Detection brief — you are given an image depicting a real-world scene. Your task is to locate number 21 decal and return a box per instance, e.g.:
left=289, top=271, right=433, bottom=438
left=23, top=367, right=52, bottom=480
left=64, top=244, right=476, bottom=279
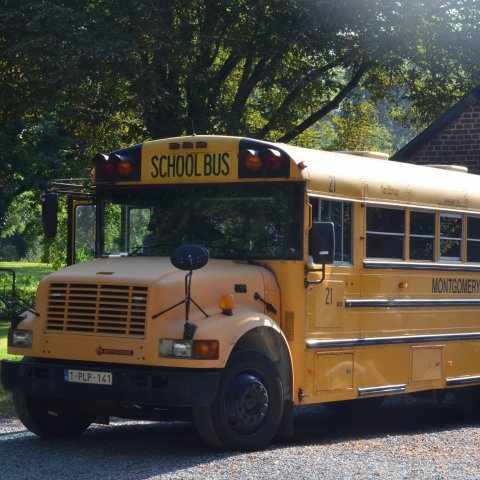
left=325, top=287, right=333, bottom=305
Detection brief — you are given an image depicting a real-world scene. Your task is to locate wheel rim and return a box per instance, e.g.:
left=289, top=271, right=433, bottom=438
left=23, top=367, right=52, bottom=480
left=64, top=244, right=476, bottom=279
left=225, top=373, right=269, bottom=435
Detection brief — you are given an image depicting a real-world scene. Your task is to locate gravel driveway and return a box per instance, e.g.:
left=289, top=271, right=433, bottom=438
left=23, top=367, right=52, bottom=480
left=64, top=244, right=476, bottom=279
left=0, top=397, right=478, bottom=480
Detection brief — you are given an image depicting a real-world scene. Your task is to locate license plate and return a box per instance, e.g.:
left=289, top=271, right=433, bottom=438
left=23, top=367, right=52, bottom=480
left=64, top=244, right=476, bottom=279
left=64, top=369, right=112, bottom=386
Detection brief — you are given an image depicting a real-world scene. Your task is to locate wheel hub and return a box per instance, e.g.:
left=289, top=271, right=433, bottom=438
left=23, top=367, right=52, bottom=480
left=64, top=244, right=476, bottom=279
left=226, top=373, right=269, bottom=434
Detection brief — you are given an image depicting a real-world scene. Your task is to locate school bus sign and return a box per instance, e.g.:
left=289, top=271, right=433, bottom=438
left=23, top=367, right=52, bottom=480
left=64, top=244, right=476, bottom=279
left=146, top=151, right=234, bottom=182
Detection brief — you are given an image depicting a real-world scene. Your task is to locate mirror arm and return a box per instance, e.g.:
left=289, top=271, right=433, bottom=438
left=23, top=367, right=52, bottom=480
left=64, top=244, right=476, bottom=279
left=304, top=263, right=326, bottom=287
left=153, top=245, right=210, bottom=340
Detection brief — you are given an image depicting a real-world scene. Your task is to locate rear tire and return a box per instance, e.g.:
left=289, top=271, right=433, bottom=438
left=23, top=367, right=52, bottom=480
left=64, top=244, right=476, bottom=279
left=13, top=391, right=94, bottom=437
left=455, top=386, right=480, bottom=421
left=193, top=350, right=284, bottom=451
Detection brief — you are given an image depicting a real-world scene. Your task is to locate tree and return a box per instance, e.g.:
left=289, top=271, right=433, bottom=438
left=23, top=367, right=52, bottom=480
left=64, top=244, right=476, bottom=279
left=0, top=115, right=76, bottom=228
left=2, top=1, right=479, bottom=136
left=327, top=99, right=392, bottom=152
left=1, top=0, right=479, bottom=223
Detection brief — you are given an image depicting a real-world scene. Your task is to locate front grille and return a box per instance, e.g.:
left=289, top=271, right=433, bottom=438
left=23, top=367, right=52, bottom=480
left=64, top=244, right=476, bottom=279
left=45, top=282, right=148, bottom=337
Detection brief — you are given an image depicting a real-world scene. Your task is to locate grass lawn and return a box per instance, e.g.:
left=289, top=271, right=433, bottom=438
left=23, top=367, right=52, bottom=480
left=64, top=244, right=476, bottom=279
left=0, top=261, right=54, bottom=280
left=0, top=262, right=54, bottom=416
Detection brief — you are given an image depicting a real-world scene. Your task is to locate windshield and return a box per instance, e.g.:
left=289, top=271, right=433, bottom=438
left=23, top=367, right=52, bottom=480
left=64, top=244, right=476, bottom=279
left=98, top=183, right=303, bottom=260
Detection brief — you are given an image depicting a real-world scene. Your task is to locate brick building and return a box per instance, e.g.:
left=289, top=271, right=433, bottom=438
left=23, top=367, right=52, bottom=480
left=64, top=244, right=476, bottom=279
left=391, top=86, right=480, bottom=173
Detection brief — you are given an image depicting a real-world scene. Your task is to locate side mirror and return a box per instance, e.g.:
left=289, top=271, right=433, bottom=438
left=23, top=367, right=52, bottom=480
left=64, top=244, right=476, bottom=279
left=171, top=244, right=209, bottom=271
left=309, top=222, right=335, bottom=265
left=169, top=244, right=209, bottom=341
left=42, top=192, right=59, bottom=239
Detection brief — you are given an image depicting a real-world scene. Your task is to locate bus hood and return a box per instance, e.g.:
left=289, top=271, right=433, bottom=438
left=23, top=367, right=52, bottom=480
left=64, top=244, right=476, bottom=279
left=40, top=256, right=279, bottom=317
left=44, top=256, right=189, bottom=284
left=42, top=256, right=270, bottom=285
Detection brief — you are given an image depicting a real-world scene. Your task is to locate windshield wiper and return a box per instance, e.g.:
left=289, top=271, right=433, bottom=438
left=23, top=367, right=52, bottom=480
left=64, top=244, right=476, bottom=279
left=128, top=245, right=144, bottom=256
left=128, top=242, right=173, bottom=256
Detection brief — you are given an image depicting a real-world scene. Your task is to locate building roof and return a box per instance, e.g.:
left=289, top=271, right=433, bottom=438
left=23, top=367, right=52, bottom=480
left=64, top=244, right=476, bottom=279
left=391, top=86, right=480, bottom=161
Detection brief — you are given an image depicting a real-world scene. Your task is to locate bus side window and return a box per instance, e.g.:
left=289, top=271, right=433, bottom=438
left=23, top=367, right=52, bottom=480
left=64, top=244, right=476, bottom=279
left=410, top=210, right=435, bottom=261
left=467, top=216, right=480, bottom=262
left=366, top=206, right=405, bottom=259
left=313, top=198, right=352, bottom=264
left=440, top=213, right=462, bottom=261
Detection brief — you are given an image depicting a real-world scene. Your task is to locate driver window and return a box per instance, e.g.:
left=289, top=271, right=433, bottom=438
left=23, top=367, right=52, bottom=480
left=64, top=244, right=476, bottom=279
left=311, top=197, right=353, bottom=264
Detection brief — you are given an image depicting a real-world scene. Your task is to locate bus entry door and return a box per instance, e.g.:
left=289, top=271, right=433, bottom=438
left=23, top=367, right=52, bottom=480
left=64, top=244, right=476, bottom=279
left=68, top=198, right=95, bottom=265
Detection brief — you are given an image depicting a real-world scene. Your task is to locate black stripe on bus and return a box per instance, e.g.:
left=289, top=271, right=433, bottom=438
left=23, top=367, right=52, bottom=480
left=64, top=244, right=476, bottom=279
left=363, top=261, right=480, bottom=272
left=306, top=332, right=480, bottom=349
left=345, top=299, right=480, bottom=308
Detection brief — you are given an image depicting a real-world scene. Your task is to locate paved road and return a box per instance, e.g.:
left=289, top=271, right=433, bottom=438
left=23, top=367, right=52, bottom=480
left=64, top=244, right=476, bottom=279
left=1, top=399, right=479, bottom=479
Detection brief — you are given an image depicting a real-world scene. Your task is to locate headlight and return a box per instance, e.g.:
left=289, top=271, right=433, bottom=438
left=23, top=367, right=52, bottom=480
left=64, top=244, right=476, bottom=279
left=160, top=339, right=192, bottom=358
left=10, top=329, right=33, bottom=348
left=159, top=339, right=219, bottom=359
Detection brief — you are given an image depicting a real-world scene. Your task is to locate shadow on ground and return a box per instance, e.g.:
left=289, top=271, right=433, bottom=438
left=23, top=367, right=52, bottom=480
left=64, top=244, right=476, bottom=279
left=0, top=396, right=476, bottom=479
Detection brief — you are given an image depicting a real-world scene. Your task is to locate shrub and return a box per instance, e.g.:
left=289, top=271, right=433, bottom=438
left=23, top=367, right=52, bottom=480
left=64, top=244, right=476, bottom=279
left=0, top=273, right=36, bottom=324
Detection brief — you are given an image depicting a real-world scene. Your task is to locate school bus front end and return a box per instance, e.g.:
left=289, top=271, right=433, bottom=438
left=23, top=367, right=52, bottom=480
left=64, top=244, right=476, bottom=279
left=1, top=136, right=307, bottom=451
left=4, top=255, right=284, bottom=405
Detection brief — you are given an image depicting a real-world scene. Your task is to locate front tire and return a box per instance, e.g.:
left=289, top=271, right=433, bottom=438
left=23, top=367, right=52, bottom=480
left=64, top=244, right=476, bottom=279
left=193, top=350, right=284, bottom=451
left=13, top=391, right=94, bottom=437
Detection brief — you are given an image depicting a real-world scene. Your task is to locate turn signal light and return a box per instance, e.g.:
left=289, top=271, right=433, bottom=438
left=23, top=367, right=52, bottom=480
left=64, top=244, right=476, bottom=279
left=159, top=339, right=219, bottom=359
left=192, top=340, right=219, bottom=360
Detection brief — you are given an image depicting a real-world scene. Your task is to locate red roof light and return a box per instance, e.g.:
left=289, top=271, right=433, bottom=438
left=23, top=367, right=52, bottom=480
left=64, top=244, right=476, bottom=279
left=262, top=148, right=283, bottom=171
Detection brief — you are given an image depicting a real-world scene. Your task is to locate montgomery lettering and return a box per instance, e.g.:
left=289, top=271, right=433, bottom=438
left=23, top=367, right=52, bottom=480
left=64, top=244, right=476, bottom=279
left=432, top=277, right=480, bottom=294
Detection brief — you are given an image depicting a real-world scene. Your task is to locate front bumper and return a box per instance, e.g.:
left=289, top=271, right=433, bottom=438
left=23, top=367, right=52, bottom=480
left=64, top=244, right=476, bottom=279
left=1, top=358, right=220, bottom=408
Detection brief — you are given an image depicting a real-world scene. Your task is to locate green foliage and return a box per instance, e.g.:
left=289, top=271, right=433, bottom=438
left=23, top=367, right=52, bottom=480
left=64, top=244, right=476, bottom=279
left=328, top=99, right=394, bottom=153
left=74, top=204, right=96, bottom=263
left=1, top=0, right=479, bottom=260
left=0, top=261, right=53, bottom=417
left=2, top=1, right=479, bottom=147
left=103, top=203, right=123, bottom=253
left=0, top=263, right=52, bottom=323
left=0, top=275, right=36, bottom=323
left=1, top=192, right=42, bottom=261
left=0, top=116, right=72, bottom=226
left=47, top=197, right=69, bottom=269
left=1, top=192, right=68, bottom=267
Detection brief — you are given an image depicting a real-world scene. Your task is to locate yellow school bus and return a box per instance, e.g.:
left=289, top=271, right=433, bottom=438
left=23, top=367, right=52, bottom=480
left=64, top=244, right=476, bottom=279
left=2, top=135, right=480, bottom=451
